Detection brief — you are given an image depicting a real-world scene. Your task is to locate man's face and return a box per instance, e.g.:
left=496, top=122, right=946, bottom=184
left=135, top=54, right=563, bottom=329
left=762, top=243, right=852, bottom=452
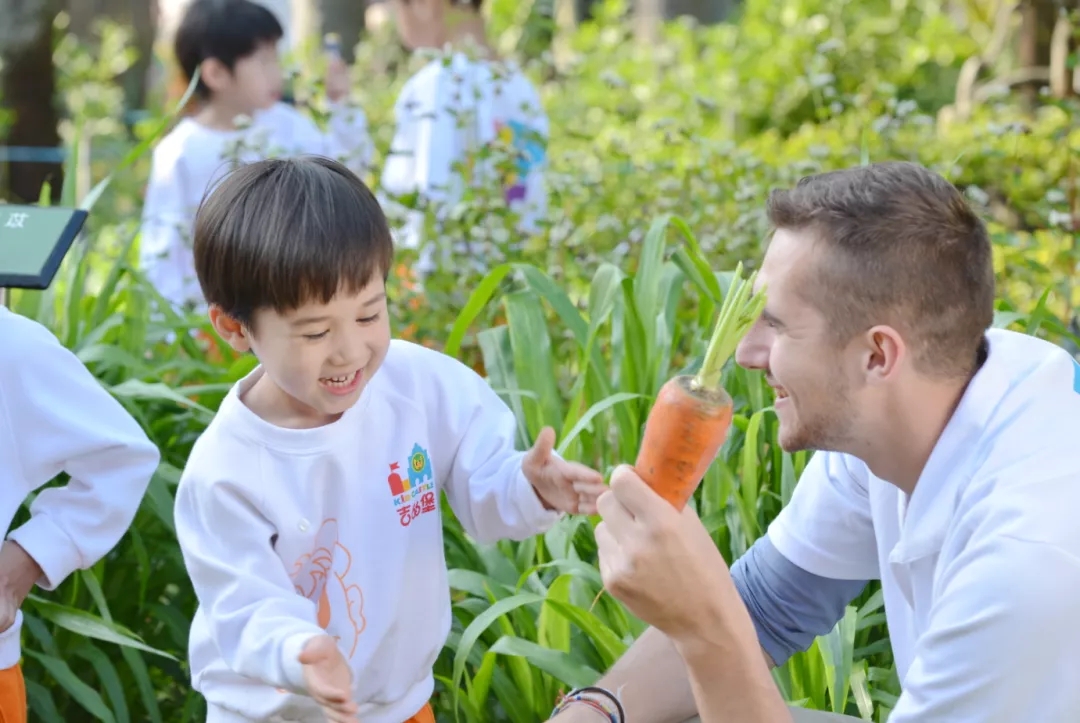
left=734, top=228, right=865, bottom=453
left=226, top=278, right=392, bottom=428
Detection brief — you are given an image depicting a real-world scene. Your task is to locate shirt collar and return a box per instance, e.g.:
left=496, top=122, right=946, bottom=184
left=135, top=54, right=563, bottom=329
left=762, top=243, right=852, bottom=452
left=889, top=334, right=1010, bottom=565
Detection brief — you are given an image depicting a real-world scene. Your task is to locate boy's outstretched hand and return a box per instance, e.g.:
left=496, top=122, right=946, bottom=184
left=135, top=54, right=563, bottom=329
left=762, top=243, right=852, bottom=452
left=523, top=427, right=606, bottom=515
left=298, top=635, right=359, bottom=722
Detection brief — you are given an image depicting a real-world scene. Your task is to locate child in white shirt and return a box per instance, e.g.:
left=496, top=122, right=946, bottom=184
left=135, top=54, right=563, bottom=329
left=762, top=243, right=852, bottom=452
left=140, top=0, right=374, bottom=315
left=0, top=308, right=160, bottom=721
left=379, top=0, right=550, bottom=277
left=173, top=155, right=605, bottom=723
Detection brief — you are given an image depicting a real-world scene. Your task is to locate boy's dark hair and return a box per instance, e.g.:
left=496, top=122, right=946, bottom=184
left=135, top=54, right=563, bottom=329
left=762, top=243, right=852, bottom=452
left=174, top=0, right=284, bottom=99
left=767, top=161, right=995, bottom=380
left=193, top=156, right=395, bottom=328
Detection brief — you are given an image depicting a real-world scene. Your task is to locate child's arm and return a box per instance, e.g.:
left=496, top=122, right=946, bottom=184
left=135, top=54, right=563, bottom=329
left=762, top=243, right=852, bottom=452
left=283, top=101, right=372, bottom=182
left=380, top=79, right=456, bottom=209
left=0, top=315, right=160, bottom=593
left=174, top=473, right=328, bottom=693
left=138, top=147, right=194, bottom=312
left=323, top=100, right=374, bottom=177
left=438, top=360, right=579, bottom=544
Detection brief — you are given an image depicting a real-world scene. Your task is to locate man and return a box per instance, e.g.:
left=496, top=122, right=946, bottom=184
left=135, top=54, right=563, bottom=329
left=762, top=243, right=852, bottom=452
left=550, top=162, right=1080, bottom=722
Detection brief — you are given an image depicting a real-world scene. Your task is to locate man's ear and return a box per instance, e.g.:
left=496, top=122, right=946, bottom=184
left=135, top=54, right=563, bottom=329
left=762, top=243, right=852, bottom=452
left=209, top=306, right=252, bottom=353
left=861, top=324, right=905, bottom=383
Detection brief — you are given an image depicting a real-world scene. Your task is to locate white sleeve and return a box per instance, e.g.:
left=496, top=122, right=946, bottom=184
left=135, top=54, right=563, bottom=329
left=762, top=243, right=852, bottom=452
left=286, top=102, right=372, bottom=178
left=766, top=451, right=879, bottom=580
left=138, top=149, right=194, bottom=312
left=438, top=364, right=562, bottom=545
left=323, top=100, right=373, bottom=176
left=889, top=525, right=1080, bottom=721
left=174, top=470, right=325, bottom=691
left=380, top=78, right=455, bottom=205
left=1, top=320, right=159, bottom=590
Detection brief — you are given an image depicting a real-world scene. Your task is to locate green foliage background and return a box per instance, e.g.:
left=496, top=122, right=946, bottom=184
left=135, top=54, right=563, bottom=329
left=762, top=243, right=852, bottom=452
left=3, top=0, right=1079, bottom=721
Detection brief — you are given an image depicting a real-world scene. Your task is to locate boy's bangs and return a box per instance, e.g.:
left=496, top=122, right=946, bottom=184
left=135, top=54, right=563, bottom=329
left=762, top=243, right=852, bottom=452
left=266, top=188, right=393, bottom=314
left=195, top=156, right=394, bottom=325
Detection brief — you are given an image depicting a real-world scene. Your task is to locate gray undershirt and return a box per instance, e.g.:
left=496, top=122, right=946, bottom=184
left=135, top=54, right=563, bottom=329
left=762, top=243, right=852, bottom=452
left=730, top=534, right=870, bottom=667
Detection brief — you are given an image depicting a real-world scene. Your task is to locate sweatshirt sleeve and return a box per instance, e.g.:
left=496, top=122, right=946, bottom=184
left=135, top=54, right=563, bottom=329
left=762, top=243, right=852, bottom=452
left=438, top=360, right=562, bottom=545
left=173, top=467, right=325, bottom=692
left=323, top=100, right=373, bottom=176
left=286, top=101, right=372, bottom=179
left=1, top=318, right=160, bottom=591
left=138, top=146, right=195, bottom=312
left=380, top=74, right=456, bottom=206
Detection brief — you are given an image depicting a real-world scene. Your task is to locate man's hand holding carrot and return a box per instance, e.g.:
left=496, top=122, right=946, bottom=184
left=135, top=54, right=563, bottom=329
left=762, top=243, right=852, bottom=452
left=594, top=465, right=739, bottom=639
left=523, top=426, right=606, bottom=516
left=594, top=466, right=792, bottom=723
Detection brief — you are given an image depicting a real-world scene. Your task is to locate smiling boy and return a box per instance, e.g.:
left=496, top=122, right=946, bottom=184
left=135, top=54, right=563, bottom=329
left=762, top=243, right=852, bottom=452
left=173, top=155, right=604, bottom=723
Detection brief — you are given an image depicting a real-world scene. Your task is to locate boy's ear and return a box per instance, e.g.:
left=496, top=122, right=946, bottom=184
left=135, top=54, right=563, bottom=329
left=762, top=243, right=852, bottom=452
left=209, top=306, right=253, bottom=353
left=199, top=57, right=232, bottom=94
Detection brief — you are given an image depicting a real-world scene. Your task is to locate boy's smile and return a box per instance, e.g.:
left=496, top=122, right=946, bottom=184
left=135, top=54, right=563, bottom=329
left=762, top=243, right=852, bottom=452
left=320, top=368, right=364, bottom=396
left=210, top=279, right=391, bottom=429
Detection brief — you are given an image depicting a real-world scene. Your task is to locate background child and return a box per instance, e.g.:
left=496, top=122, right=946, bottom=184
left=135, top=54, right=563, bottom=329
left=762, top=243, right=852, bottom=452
left=139, top=0, right=374, bottom=315
left=173, top=155, right=603, bottom=722
left=0, top=308, right=160, bottom=722
left=379, top=0, right=550, bottom=277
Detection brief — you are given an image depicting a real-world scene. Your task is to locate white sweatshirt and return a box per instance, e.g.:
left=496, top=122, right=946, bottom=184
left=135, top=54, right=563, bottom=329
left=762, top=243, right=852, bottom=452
left=768, top=328, right=1080, bottom=721
left=0, top=308, right=160, bottom=668
left=174, top=340, right=562, bottom=722
left=380, top=51, right=549, bottom=275
left=139, top=101, right=373, bottom=313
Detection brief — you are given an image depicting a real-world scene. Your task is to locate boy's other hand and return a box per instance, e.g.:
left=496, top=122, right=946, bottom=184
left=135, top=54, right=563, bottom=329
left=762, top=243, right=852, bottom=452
left=298, top=634, right=359, bottom=722
left=523, top=427, right=606, bottom=515
left=325, top=56, right=350, bottom=103
left=0, top=540, right=42, bottom=633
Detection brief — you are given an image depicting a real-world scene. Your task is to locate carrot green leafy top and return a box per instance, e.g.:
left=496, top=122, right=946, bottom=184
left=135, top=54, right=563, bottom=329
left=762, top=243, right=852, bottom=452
left=694, top=261, right=768, bottom=391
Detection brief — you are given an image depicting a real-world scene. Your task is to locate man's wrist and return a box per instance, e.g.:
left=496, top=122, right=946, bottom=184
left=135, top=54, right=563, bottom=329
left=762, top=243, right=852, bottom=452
left=550, top=686, right=624, bottom=722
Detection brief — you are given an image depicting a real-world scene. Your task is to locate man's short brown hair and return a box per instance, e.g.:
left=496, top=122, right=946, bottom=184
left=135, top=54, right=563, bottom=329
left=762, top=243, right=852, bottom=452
left=767, top=161, right=995, bottom=379
left=193, top=155, right=394, bottom=328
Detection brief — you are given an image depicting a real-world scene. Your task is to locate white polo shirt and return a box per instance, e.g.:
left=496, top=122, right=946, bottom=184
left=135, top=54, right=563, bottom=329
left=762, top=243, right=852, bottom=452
left=767, top=328, right=1080, bottom=721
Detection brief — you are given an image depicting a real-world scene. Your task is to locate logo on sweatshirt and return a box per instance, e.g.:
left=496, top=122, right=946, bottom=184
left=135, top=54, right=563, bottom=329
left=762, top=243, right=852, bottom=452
left=387, top=442, right=437, bottom=527
left=494, top=120, right=546, bottom=204
left=1073, top=358, right=1080, bottom=394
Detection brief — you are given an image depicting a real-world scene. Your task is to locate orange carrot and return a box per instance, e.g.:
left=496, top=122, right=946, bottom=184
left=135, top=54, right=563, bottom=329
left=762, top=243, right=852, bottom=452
left=589, top=263, right=766, bottom=614
left=634, top=262, right=767, bottom=510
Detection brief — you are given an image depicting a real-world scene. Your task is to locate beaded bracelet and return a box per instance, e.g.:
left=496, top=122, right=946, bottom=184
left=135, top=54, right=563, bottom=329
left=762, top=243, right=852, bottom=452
left=549, top=686, right=625, bottom=722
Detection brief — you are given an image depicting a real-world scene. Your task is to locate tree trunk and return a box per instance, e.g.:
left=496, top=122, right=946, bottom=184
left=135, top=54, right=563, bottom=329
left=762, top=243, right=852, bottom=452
left=661, top=0, right=735, bottom=23
left=1, top=0, right=62, bottom=203
left=635, top=0, right=737, bottom=42
left=575, top=0, right=600, bottom=22
left=320, top=0, right=365, bottom=63
left=1017, top=0, right=1057, bottom=104
left=66, top=0, right=157, bottom=112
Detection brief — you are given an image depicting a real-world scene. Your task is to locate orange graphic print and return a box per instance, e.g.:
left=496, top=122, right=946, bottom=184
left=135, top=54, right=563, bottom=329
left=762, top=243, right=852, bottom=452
left=290, top=519, right=366, bottom=658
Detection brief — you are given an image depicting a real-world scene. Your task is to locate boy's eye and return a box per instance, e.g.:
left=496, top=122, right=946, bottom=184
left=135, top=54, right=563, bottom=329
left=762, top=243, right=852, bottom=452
left=303, top=331, right=329, bottom=340
left=358, top=314, right=380, bottom=325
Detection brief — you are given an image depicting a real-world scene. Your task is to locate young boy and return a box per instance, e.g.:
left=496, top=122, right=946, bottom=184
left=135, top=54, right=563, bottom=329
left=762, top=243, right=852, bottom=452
left=140, top=0, right=374, bottom=315
left=0, top=308, right=160, bottom=722
left=379, top=0, right=550, bottom=277
left=173, top=155, right=605, bottom=722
